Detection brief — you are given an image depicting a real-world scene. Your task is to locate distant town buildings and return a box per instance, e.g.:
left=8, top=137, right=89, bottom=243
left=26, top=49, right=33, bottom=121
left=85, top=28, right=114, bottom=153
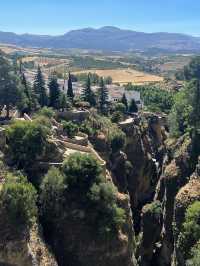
left=25, top=70, right=143, bottom=109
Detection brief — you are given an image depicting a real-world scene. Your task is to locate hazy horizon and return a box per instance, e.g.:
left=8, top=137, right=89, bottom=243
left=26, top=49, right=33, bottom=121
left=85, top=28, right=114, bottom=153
left=1, top=0, right=200, bottom=36
left=0, top=26, right=200, bottom=38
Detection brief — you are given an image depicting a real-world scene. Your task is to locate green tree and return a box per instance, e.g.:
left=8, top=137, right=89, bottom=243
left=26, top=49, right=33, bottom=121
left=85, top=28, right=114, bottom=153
left=129, top=98, right=138, bottom=113
left=81, top=74, right=96, bottom=106
left=33, top=66, right=48, bottom=107
left=48, top=75, right=60, bottom=109
left=67, top=72, right=74, bottom=101
left=115, top=102, right=126, bottom=114
left=59, top=92, right=71, bottom=111
left=109, top=130, right=126, bottom=153
left=177, top=201, right=200, bottom=261
left=62, top=153, right=103, bottom=194
left=111, top=111, right=124, bottom=123
left=40, top=153, right=125, bottom=237
left=6, top=120, right=49, bottom=169
left=40, top=167, right=65, bottom=225
left=121, top=93, right=128, bottom=111
left=0, top=181, right=37, bottom=229
left=0, top=53, right=20, bottom=118
left=99, top=77, right=108, bottom=113
left=183, top=57, right=200, bottom=80
left=62, top=121, right=79, bottom=138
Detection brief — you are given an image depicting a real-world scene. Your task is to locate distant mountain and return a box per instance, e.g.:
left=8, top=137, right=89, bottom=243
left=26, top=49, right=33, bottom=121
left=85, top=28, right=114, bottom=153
left=0, top=26, right=200, bottom=53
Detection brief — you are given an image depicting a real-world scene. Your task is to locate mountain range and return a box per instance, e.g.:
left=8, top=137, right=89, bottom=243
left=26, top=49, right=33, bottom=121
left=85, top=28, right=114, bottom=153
left=0, top=26, right=200, bottom=53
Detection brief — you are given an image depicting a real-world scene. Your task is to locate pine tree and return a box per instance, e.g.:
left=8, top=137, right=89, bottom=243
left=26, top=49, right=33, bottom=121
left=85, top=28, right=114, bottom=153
left=67, top=72, right=74, bottom=101
left=81, top=74, right=96, bottom=106
left=33, top=66, right=48, bottom=107
left=48, top=75, right=60, bottom=109
left=121, top=93, right=128, bottom=111
left=99, top=77, right=108, bottom=113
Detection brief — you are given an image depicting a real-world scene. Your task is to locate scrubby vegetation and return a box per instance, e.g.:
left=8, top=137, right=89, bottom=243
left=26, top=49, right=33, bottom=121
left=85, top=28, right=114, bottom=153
left=177, top=201, right=200, bottom=261
left=6, top=120, right=50, bottom=169
left=62, top=120, right=79, bottom=138
left=0, top=173, right=37, bottom=230
left=126, top=83, right=174, bottom=113
left=40, top=153, right=125, bottom=237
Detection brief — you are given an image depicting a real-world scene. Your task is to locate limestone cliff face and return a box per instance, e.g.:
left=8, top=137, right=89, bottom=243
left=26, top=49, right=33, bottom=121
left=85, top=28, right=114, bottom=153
left=137, top=201, right=162, bottom=266
left=154, top=134, right=192, bottom=266
left=112, top=115, right=166, bottom=234
left=0, top=223, right=58, bottom=266
left=43, top=191, right=137, bottom=266
left=172, top=169, right=200, bottom=266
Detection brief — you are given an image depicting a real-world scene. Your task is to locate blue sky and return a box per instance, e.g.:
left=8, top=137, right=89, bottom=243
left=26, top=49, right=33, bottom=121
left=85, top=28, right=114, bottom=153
left=1, top=0, right=200, bottom=36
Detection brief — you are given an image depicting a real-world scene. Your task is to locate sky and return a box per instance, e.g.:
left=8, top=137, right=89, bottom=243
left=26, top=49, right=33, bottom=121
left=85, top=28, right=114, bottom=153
left=1, top=0, right=200, bottom=36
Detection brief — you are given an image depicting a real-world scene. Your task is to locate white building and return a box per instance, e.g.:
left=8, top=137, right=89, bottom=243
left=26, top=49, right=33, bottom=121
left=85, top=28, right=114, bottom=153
left=106, top=85, right=143, bottom=109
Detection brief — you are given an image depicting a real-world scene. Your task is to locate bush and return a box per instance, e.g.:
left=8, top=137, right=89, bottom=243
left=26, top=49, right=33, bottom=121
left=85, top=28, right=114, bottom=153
left=40, top=153, right=126, bottom=238
left=0, top=180, right=37, bottom=228
left=37, top=107, right=55, bottom=119
left=62, top=153, right=103, bottom=194
left=114, top=103, right=126, bottom=113
left=186, top=241, right=200, bottom=266
left=109, top=130, right=126, bottom=153
left=6, top=120, right=49, bottom=169
left=88, top=182, right=126, bottom=235
left=62, top=120, right=79, bottom=138
left=177, top=201, right=200, bottom=260
left=111, top=111, right=124, bottom=123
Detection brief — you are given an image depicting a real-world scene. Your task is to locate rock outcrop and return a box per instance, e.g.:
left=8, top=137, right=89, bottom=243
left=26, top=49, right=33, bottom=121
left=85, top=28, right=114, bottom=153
left=172, top=166, right=200, bottom=266
left=0, top=223, right=58, bottom=266
left=43, top=191, right=137, bottom=266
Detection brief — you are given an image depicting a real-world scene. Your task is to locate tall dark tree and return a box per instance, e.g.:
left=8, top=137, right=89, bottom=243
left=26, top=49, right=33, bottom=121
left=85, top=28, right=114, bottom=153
left=99, top=77, right=108, bottom=113
left=121, top=93, right=128, bottom=111
left=0, top=53, right=20, bottom=117
left=67, top=72, right=74, bottom=101
left=21, top=73, right=30, bottom=99
left=48, top=75, right=60, bottom=109
left=81, top=74, right=96, bottom=106
left=33, top=66, right=48, bottom=107
left=129, top=98, right=138, bottom=113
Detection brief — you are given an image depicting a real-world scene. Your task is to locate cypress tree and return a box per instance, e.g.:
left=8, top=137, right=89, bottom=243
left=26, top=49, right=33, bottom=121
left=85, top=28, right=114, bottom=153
left=67, top=72, right=74, bottom=101
left=33, top=66, right=48, bottom=107
left=20, top=73, right=33, bottom=113
left=21, top=73, right=30, bottom=99
left=129, top=99, right=138, bottom=113
left=48, top=75, right=60, bottom=109
left=121, top=93, right=128, bottom=111
left=99, top=77, right=108, bottom=113
left=82, top=74, right=96, bottom=106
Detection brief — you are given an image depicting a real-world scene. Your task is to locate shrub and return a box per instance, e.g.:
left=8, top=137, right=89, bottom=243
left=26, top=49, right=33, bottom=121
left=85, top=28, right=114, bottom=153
left=88, top=182, right=126, bottom=235
left=34, top=115, right=52, bottom=129
left=114, top=103, right=126, bottom=113
left=37, top=107, right=55, bottom=119
left=186, top=241, right=200, bottom=266
left=62, top=120, right=79, bottom=138
left=6, top=120, right=49, bottom=169
left=40, top=153, right=126, bottom=238
left=177, top=201, right=200, bottom=260
left=62, top=153, right=103, bottom=194
left=0, top=181, right=37, bottom=228
left=109, top=130, right=126, bottom=153
left=111, top=111, right=123, bottom=123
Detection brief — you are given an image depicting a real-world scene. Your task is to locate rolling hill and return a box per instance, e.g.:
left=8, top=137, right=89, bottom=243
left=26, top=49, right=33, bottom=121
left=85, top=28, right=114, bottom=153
left=0, top=26, right=200, bottom=53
